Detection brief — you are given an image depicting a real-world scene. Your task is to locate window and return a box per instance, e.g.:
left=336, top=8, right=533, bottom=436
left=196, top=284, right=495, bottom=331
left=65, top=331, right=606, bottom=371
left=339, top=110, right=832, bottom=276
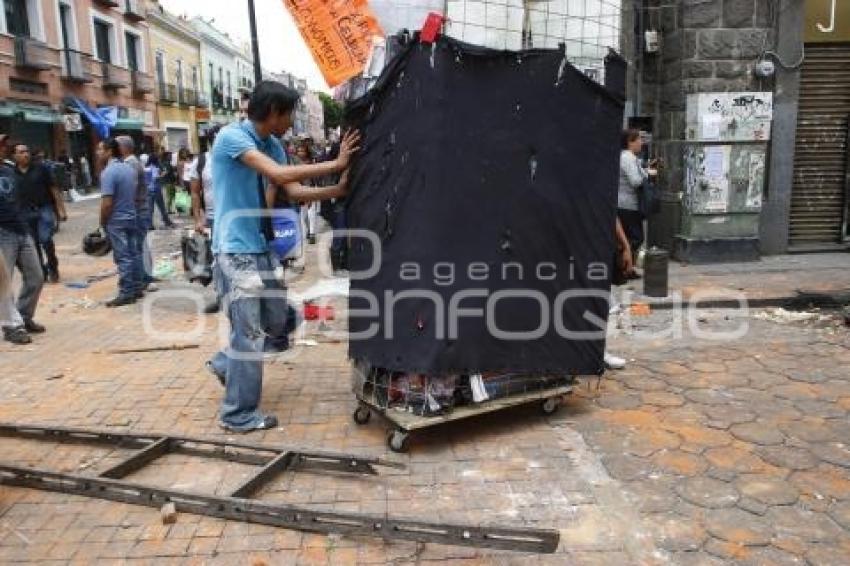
left=94, top=20, right=111, bottom=63
left=58, top=3, right=73, bottom=48
left=155, top=51, right=165, bottom=84
left=5, top=0, right=30, bottom=36
left=125, top=32, right=139, bottom=71
left=175, top=59, right=183, bottom=89
left=191, top=66, right=199, bottom=94
left=226, top=70, right=232, bottom=100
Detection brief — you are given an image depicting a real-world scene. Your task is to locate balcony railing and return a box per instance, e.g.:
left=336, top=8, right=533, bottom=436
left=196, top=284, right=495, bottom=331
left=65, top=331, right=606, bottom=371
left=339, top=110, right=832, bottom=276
left=124, top=0, right=145, bottom=21
left=180, top=89, right=197, bottom=107
left=60, top=49, right=94, bottom=83
left=158, top=82, right=178, bottom=103
left=101, top=63, right=130, bottom=89
left=132, top=71, right=154, bottom=95
left=94, top=0, right=120, bottom=7
left=14, top=37, right=54, bottom=71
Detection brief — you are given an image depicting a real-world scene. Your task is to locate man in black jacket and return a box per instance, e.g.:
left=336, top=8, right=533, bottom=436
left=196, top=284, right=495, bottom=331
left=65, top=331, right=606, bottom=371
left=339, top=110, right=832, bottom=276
left=12, top=144, right=67, bottom=283
left=0, top=136, right=45, bottom=344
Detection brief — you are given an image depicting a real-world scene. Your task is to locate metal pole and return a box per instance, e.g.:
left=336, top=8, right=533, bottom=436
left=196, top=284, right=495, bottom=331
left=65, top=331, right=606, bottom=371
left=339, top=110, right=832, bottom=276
left=248, top=0, right=262, bottom=84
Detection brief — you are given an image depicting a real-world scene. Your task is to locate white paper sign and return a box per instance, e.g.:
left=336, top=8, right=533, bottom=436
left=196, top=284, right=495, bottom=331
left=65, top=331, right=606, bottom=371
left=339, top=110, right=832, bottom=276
left=702, top=115, right=721, bottom=140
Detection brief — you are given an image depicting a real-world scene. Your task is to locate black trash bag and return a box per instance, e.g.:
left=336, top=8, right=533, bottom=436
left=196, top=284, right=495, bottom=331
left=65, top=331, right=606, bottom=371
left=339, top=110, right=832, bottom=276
left=83, top=229, right=111, bottom=257
left=181, top=232, right=213, bottom=287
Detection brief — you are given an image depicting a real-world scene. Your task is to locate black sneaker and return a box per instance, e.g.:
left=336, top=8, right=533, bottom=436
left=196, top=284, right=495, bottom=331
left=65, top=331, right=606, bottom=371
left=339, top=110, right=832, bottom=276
left=204, top=301, right=221, bottom=314
left=3, top=327, right=32, bottom=345
left=23, top=320, right=46, bottom=334
left=105, top=296, right=137, bottom=308
left=48, top=270, right=60, bottom=284
left=219, top=415, right=279, bottom=434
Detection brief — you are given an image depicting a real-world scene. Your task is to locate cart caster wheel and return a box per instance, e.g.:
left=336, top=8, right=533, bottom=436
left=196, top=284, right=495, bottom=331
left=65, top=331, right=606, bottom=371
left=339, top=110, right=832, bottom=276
left=352, top=406, right=371, bottom=425
left=388, top=430, right=410, bottom=453
left=541, top=397, right=561, bottom=415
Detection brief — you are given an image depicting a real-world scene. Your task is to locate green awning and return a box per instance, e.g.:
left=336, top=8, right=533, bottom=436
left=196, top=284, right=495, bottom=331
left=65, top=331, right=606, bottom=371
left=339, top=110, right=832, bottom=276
left=114, top=119, right=144, bottom=131
left=0, top=102, right=61, bottom=123
left=25, top=110, right=62, bottom=124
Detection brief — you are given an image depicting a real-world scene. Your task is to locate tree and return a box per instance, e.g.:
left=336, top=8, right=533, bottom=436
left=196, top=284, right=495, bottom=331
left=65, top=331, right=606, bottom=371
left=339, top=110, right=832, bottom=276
left=319, top=92, right=344, bottom=133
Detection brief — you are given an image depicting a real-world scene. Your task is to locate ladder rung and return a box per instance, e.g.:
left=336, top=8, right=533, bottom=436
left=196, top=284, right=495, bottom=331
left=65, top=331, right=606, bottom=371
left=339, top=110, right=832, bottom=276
left=230, top=452, right=294, bottom=499
left=99, top=437, right=171, bottom=479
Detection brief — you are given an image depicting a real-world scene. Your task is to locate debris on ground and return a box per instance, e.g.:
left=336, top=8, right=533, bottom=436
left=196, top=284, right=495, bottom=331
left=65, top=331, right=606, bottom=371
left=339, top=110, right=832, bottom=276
left=101, top=344, right=200, bottom=355
left=161, top=502, right=177, bottom=524
left=753, top=307, right=847, bottom=331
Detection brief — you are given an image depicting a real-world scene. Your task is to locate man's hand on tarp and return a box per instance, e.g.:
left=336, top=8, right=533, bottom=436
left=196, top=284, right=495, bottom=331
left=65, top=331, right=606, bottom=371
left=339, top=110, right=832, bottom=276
left=336, top=130, right=362, bottom=171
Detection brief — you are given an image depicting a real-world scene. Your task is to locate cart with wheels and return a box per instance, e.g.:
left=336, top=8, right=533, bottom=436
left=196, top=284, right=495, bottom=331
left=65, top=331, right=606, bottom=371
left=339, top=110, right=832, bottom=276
left=351, top=361, right=578, bottom=453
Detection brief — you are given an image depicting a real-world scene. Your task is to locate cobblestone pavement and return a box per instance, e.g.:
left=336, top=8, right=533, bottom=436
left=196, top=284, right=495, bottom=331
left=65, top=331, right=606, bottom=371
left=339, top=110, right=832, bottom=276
left=0, top=201, right=848, bottom=564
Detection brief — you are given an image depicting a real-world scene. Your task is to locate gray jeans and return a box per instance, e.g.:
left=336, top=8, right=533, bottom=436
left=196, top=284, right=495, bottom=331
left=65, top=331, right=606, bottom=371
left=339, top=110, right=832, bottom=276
left=0, top=227, right=44, bottom=328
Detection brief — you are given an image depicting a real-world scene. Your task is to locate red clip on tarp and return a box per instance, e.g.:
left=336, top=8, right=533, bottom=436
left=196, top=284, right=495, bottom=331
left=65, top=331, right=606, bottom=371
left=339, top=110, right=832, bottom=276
left=421, top=12, right=446, bottom=44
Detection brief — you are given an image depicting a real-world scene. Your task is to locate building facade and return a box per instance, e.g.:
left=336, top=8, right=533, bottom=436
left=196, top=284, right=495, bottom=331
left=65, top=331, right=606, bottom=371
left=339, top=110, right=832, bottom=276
left=624, top=0, right=848, bottom=260
left=146, top=0, right=201, bottom=153
left=0, top=0, right=155, bottom=161
left=191, top=17, right=245, bottom=134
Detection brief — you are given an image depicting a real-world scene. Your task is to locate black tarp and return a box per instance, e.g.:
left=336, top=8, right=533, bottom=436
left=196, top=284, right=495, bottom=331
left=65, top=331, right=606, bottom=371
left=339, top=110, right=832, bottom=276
left=345, top=35, right=624, bottom=375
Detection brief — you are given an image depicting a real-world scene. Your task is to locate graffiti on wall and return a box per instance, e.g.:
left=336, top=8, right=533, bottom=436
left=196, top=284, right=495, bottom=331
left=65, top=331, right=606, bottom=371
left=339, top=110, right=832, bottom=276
left=687, top=92, right=774, bottom=142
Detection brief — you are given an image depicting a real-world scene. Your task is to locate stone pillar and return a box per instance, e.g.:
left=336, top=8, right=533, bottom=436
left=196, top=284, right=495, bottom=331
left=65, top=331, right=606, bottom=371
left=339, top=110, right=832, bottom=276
left=636, top=0, right=798, bottom=261
left=758, top=0, right=804, bottom=255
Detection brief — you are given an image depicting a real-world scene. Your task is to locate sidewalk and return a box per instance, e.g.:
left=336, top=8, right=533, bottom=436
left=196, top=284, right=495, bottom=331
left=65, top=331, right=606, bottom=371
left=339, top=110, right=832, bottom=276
left=623, top=253, right=850, bottom=308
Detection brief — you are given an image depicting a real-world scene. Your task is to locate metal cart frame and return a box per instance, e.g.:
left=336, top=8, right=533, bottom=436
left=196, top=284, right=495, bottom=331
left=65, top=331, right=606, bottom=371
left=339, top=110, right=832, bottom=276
left=351, top=363, right=577, bottom=452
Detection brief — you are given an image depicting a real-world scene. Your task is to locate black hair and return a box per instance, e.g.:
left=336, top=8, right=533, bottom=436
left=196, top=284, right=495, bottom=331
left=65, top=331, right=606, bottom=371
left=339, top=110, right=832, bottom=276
left=148, top=154, right=160, bottom=168
left=622, top=128, right=641, bottom=150
left=101, top=137, right=121, bottom=157
left=248, top=80, right=300, bottom=121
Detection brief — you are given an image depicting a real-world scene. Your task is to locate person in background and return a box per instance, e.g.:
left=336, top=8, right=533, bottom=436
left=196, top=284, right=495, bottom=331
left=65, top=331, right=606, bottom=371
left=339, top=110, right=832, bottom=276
left=189, top=126, right=221, bottom=314
left=0, top=135, right=45, bottom=344
left=12, top=144, right=66, bottom=283
left=145, top=154, right=174, bottom=229
left=174, top=148, right=191, bottom=214
left=206, top=80, right=359, bottom=433
left=604, top=218, right=635, bottom=371
left=117, top=136, right=154, bottom=294
left=98, top=139, right=142, bottom=307
left=295, top=142, right=319, bottom=244
left=239, top=92, right=251, bottom=122
left=161, top=150, right=177, bottom=214
left=618, top=129, right=657, bottom=277
left=79, top=154, right=92, bottom=187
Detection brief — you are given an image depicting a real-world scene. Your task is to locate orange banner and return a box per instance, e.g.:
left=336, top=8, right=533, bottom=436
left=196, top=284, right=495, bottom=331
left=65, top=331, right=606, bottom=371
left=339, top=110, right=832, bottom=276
left=282, top=0, right=384, bottom=88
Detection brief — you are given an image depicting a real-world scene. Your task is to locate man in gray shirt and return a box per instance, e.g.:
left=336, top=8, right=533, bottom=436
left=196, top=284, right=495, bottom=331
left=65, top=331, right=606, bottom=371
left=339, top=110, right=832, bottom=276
left=117, top=136, right=154, bottom=293
left=99, top=138, right=142, bottom=307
